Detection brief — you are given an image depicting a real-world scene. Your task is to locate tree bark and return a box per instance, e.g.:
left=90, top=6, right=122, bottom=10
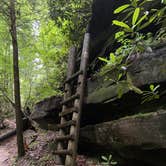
left=9, top=0, right=25, bottom=157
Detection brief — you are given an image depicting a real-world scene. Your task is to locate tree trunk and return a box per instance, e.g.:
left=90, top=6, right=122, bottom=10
left=9, top=0, right=25, bottom=157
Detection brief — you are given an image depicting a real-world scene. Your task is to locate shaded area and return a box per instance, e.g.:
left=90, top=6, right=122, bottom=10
left=88, top=0, right=163, bottom=68
left=80, top=110, right=166, bottom=166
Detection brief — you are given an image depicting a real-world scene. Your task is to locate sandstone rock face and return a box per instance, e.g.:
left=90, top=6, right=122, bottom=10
left=80, top=110, right=166, bottom=166
left=34, top=96, right=62, bottom=113
left=31, top=45, right=166, bottom=129
left=128, top=45, right=166, bottom=87
left=87, top=45, right=166, bottom=104
left=30, top=96, right=61, bottom=129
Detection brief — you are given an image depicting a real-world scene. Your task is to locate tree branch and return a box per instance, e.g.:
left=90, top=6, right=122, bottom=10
left=0, top=88, right=16, bottom=109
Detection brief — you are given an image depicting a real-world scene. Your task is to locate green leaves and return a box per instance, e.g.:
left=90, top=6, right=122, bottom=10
left=135, top=13, right=148, bottom=27
left=101, top=156, right=108, bottom=161
left=112, top=0, right=165, bottom=33
left=0, top=0, right=72, bottom=105
left=98, top=57, right=109, bottom=63
left=101, top=154, right=117, bottom=166
left=141, top=84, right=160, bottom=104
left=113, top=6, right=148, bottom=31
left=150, top=84, right=160, bottom=92
left=132, top=7, right=140, bottom=26
left=99, top=53, right=123, bottom=67
left=139, top=14, right=157, bottom=30
left=99, top=53, right=116, bottom=65
left=48, top=0, right=92, bottom=42
left=150, top=84, right=155, bottom=91
left=161, top=0, right=166, bottom=4
left=114, top=4, right=130, bottom=14
left=109, top=53, right=116, bottom=64
left=112, top=20, right=132, bottom=32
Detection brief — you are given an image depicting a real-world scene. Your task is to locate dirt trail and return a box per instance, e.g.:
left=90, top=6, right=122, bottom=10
left=0, top=119, right=17, bottom=166
left=0, top=122, right=99, bottom=166
left=0, top=129, right=60, bottom=166
left=0, top=148, right=10, bottom=166
left=0, top=136, right=17, bottom=166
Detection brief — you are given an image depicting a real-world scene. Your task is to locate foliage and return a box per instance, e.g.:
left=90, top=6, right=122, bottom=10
left=112, top=0, right=166, bottom=58
left=0, top=0, right=72, bottom=108
left=99, top=0, right=165, bottom=75
left=99, top=0, right=166, bottom=99
left=101, top=154, right=117, bottom=166
left=113, top=0, right=166, bottom=33
left=141, top=84, right=160, bottom=104
left=32, top=20, right=69, bottom=102
left=0, top=96, right=14, bottom=120
left=0, top=5, right=14, bottom=118
left=98, top=56, right=143, bottom=99
left=48, top=0, right=92, bottom=43
left=99, top=53, right=125, bottom=77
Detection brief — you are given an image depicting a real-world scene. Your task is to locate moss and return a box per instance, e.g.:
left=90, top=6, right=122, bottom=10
left=87, top=81, right=129, bottom=104
left=120, top=110, right=165, bottom=121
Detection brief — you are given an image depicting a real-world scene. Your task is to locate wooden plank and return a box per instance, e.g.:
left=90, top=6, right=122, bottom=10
left=59, top=107, right=78, bottom=117
left=64, top=70, right=83, bottom=83
left=57, top=120, right=76, bottom=129
left=56, top=31, right=91, bottom=166
left=55, top=135, right=75, bottom=141
left=61, top=94, right=80, bottom=105
left=65, top=32, right=91, bottom=166
left=53, top=150, right=73, bottom=155
left=56, top=47, right=77, bottom=164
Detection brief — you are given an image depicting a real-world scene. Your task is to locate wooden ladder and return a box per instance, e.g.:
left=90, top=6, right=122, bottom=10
left=54, top=32, right=90, bottom=166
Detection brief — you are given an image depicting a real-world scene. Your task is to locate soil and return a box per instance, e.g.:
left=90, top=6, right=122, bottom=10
left=0, top=119, right=17, bottom=166
left=0, top=135, right=17, bottom=166
left=0, top=119, right=100, bottom=166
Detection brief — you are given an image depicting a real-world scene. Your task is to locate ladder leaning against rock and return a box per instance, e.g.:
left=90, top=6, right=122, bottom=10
left=54, top=29, right=90, bottom=166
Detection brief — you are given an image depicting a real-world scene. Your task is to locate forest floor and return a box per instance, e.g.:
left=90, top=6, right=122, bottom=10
left=0, top=119, right=99, bottom=166
left=0, top=119, right=17, bottom=166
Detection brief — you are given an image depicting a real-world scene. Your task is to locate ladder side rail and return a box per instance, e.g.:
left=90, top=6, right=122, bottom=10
left=57, top=46, right=77, bottom=164
left=65, top=33, right=91, bottom=166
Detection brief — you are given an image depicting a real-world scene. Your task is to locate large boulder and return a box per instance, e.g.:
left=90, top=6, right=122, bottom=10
left=87, top=44, right=166, bottom=104
left=79, top=109, right=166, bottom=166
left=31, top=96, right=61, bottom=129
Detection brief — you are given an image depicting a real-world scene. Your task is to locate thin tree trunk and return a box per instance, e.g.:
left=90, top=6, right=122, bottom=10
left=9, top=0, right=25, bottom=157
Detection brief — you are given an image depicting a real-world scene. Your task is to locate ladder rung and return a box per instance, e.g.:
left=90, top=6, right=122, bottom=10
left=57, top=120, right=76, bottom=129
left=61, top=94, right=80, bottom=105
left=59, top=107, right=78, bottom=117
left=65, top=70, right=83, bottom=83
left=53, top=149, right=73, bottom=155
left=56, top=135, right=74, bottom=141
